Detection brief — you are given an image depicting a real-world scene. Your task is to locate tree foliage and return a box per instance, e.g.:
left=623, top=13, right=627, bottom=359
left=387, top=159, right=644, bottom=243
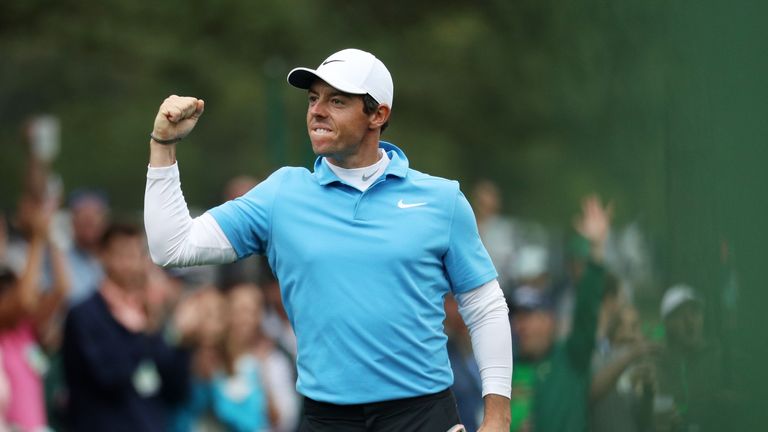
left=1, top=0, right=667, bottom=222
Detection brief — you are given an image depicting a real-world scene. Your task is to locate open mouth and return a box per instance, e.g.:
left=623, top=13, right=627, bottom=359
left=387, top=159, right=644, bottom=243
left=311, top=127, right=333, bottom=135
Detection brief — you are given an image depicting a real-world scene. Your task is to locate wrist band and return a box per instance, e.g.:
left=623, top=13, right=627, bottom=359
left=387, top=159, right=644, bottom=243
left=149, top=133, right=182, bottom=145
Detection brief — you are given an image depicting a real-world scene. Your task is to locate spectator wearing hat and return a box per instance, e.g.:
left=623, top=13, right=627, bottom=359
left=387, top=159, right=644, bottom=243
left=509, top=195, right=611, bottom=432
left=653, top=284, right=731, bottom=432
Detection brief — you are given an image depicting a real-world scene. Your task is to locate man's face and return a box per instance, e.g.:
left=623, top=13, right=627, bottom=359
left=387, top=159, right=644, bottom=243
left=513, top=309, right=556, bottom=360
left=472, top=182, right=501, bottom=218
left=72, top=198, right=108, bottom=249
left=227, top=284, right=263, bottom=343
left=306, top=80, right=372, bottom=165
left=101, top=234, right=147, bottom=289
left=665, top=302, right=704, bottom=350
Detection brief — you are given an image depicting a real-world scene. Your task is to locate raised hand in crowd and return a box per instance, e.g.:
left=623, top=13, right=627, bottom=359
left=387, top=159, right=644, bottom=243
left=0, top=197, right=69, bottom=335
left=573, top=194, right=613, bottom=263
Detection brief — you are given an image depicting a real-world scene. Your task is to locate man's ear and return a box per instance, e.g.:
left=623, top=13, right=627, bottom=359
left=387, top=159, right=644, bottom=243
left=369, top=105, right=391, bottom=130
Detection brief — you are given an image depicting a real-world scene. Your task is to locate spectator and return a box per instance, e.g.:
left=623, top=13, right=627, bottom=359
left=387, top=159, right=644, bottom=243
left=260, top=273, right=297, bottom=360
left=191, top=282, right=271, bottom=432
left=590, top=305, right=657, bottom=432
left=444, top=293, right=483, bottom=431
left=472, top=179, right=517, bottom=293
left=173, top=283, right=299, bottom=432
left=62, top=223, right=199, bottom=432
left=509, top=195, right=611, bottom=432
left=65, top=189, right=109, bottom=306
left=654, top=284, right=730, bottom=432
left=510, top=245, right=550, bottom=291
left=553, top=235, right=592, bottom=340
left=216, top=175, right=265, bottom=289
left=0, top=199, right=69, bottom=431
left=593, top=274, right=624, bottom=355
left=217, top=283, right=298, bottom=432
left=170, top=287, right=228, bottom=432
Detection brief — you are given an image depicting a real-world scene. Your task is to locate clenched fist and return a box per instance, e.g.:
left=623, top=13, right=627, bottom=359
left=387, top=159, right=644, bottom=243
left=152, top=95, right=205, bottom=142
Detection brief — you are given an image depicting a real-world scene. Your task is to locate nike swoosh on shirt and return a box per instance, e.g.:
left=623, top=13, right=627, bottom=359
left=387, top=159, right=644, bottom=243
left=397, top=199, right=427, bottom=209
left=322, top=59, right=345, bottom=66
left=361, top=169, right=378, bottom=182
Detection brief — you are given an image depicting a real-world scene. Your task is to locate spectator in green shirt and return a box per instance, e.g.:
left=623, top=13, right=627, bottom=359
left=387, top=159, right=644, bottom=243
left=654, top=284, right=734, bottom=432
left=509, top=195, right=610, bottom=432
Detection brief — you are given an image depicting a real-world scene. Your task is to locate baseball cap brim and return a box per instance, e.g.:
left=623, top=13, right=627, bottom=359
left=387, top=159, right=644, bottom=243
left=287, top=67, right=368, bottom=96
left=660, top=285, right=702, bottom=319
left=510, top=286, right=554, bottom=313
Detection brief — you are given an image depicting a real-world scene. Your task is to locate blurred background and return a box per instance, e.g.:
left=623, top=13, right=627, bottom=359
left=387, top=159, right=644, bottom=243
left=1, top=0, right=766, bottom=431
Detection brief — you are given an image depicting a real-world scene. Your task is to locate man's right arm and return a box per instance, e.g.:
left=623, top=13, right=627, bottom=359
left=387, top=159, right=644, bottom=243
left=144, top=96, right=237, bottom=267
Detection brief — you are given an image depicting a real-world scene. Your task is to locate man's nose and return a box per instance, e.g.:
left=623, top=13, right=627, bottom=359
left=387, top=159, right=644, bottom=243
left=309, top=101, right=328, bottom=117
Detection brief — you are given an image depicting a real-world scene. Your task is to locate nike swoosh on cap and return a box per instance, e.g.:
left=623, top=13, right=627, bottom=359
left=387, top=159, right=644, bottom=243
left=322, top=59, right=345, bottom=66
left=397, top=199, right=427, bottom=209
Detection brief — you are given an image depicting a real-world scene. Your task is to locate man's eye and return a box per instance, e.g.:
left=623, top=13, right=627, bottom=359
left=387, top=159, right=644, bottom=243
left=331, top=98, right=344, bottom=105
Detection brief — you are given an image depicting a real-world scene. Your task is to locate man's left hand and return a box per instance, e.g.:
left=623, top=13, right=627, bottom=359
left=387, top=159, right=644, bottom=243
left=478, top=394, right=511, bottom=432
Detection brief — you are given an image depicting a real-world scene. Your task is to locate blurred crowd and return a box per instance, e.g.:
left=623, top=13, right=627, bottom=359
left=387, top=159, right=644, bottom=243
left=0, top=121, right=736, bottom=432
left=448, top=181, right=737, bottom=432
left=0, top=122, right=299, bottom=432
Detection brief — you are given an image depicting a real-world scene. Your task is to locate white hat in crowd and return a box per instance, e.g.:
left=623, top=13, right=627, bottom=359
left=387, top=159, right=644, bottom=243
left=511, top=245, right=549, bottom=281
left=287, top=48, right=394, bottom=108
left=660, top=284, right=702, bottom=319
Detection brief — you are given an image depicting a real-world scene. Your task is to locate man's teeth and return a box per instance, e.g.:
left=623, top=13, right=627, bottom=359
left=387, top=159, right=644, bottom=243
left=314, top=128, right=331, bottom=134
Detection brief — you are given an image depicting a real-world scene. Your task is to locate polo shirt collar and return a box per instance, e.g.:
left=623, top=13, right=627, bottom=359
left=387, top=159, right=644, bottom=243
left=313, top=141, right=409, bottom=186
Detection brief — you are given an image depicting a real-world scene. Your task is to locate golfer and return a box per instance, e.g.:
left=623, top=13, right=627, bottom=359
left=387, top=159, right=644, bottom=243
left=144, top=48, right=512, bottom=431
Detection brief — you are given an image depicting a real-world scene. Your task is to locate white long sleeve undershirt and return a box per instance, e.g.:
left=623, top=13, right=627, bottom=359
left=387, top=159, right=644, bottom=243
left=144, top=163, right=236, bottom=267
left=454, top=279, right=513, bottom=398
left=145, top=162, right=513, bottom=398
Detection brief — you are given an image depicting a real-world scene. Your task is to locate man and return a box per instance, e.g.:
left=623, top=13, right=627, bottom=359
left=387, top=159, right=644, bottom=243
left=509, top=195, right=610, bottom=432
left=471, top=180, right=517, bottom=292
left=654, top=284, right=731, bottom=432
left=62, top=224, right=198, bottom=432
left=144, top=48, right=512, bottom=431
left=65, top=189, right=109, bottom=306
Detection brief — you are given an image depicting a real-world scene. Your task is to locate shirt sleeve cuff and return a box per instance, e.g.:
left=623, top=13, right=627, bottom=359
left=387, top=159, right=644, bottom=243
left=482, top=380, right=512, bottom=398
left=146, top=162, right=179, bottom=179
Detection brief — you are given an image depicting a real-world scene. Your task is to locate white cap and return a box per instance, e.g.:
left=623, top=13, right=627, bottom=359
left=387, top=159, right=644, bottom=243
left=511, top=245, right=549, bottom=281
left=287, top=48, right=394, bottom=108
left=660, top=284, right=701, bottom=319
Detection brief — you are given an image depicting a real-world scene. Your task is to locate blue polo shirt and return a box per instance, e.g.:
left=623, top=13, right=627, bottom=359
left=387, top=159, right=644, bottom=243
left=209, top=142, right=496, bottom=404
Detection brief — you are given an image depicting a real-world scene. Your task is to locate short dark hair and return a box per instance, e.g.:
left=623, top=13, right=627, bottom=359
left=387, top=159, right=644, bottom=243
left=362, top=94, right=389, bottom=134
left=100, top=222, right=143, bottom=250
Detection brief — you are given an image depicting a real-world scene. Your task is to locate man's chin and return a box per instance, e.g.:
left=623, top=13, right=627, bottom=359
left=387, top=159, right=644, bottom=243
left=311, top=143, right=334, bottom=157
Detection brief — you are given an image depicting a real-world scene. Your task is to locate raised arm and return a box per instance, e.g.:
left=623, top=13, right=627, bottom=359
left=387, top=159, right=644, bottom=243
left=32, top=237, right=70, bottom=339
left=565, top=194, right=612, bottom=370
left=0, top=209, right=47, bottom=329
left=148, top=95, right=205, bottom=167
left=144, top=96, right=237, bottom=267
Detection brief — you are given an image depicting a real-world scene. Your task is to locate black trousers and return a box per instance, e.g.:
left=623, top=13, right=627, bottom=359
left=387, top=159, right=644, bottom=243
left=298, top=388, right=464, bottom=432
